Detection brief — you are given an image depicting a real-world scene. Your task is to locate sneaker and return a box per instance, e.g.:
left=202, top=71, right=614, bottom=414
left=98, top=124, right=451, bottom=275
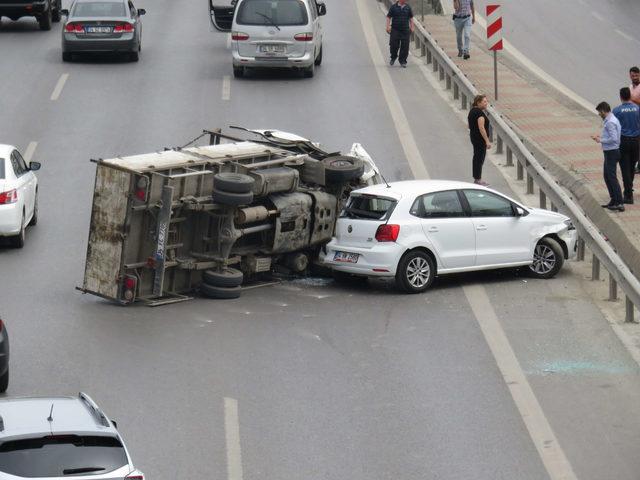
left=400, top=63, right=407, bottom=68
left=457, top=50, right=463, bottom=57
left=463, top=53, right=470, bottom=59
left=390, top=59, right=396, bottom=66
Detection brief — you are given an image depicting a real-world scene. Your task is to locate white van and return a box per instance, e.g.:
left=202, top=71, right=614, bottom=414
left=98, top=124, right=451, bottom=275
left=210, top=0, right=326, bottom=78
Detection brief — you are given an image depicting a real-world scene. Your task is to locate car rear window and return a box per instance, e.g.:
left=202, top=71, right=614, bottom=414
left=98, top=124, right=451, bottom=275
left=0, top=435, right=128, bottom=478
left=0, top=159, right=4, bottom=180
left=237, top=0, right=308, bottom=26
left=72, top=1, right=126, bottom=17
left=342, top=195, right=397, bottom=220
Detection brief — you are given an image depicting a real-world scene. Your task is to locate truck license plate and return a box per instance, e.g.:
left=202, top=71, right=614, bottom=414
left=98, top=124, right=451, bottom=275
left=260, top=44, right=285, bottom=53
left=86, top=26, right=113, bottom=33
left=334, top=251, right=359, bottom=263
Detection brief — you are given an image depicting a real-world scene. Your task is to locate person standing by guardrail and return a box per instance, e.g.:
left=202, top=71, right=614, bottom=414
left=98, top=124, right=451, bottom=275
left=629, top=67, right=640, bottom=105
left=613, top=87, right=640, bottom=205
left=453, top=0, right=475, bottom=59
left=386, top=0, right=414, bottom=68
left=468, top=94, right=492, bottom=185
left=593, top=102, right=624, bottom=212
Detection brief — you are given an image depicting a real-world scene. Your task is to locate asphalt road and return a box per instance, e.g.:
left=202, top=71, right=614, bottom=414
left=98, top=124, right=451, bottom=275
left=2, top=1, right=640, bottom=479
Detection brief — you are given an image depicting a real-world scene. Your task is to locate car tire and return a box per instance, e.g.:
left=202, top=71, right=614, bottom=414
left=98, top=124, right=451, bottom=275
left=203, top=268, right=244, bottom=288
left=212, top=188, right=253, bottom=207
left=38, top=5, right=52, bottom=30
left=314, top=45, right=323, bottom=66
left=395, top=250, right=436, bottom=294
left=201, top=283, right=242, bottom=300
left=29, top=194, right=38, bottom=226
left=52, top=0, right=61, bottom=22
left=303, top=61, right=315, bottom=78
left=528, top=237, right=564, bottom=279
left=62, top=52, right=72, bottom=62
left=130, top=51, right=139, bottom=62
left=11, top=214, right=25, bottom=249
left=213, top=172, right=254, bottom=194
left=0, top=370, right=8, bottom=393
left=323, top=156, right=365, bottom=184
left=233, top=66, right=244, bottom=78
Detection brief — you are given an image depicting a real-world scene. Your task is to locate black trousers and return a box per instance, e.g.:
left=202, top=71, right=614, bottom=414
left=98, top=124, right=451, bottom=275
left=471, top=138, right=486, bottom=180
left=619, top=136, right=639, bottom=199
left=390, top=29, right=410, bottom=64
left=603, top=149, right=623, bottom=205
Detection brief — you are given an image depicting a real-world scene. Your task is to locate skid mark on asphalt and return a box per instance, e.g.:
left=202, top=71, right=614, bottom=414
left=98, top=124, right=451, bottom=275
left=50, top=73, right=69, bottom=101
left=224, top=397, right=244, bottom=480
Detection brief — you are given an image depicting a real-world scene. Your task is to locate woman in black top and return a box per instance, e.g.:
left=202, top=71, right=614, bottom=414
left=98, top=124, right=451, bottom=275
left=468, top=94, right=492, bottom=185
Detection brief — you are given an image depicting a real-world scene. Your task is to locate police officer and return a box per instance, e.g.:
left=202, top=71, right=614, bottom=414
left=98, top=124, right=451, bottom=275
left=386, top=0, right=414, bottom=68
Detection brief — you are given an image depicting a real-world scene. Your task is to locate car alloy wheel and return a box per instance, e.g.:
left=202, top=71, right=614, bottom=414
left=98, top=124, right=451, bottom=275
left=406, top=256, right=431, bottom=289
left=531, top=243, right=556, bottom=275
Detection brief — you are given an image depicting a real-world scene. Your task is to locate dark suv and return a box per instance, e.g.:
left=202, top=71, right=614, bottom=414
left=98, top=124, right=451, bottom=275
left=0, top=0, right=62, bottom=30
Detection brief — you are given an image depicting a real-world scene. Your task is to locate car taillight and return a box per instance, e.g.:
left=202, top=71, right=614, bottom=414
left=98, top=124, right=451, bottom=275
left=64, top=22, right=84, bottom=33
left=134, top=176, right=148, bottom=201
left=121, top=275, right=137, bottom=303
left=231, top=31, right=249, bottom=41
left=114, top=22, right=134, bottom=33
left=0, top=319, right=4, bottom=332
left=0, top=189, right=17, bottom=205
left=294, top=32, right=313, bottom=41
left=125, top=470, right=144, bottom=480
left=375, top=224, right=400, bottom=242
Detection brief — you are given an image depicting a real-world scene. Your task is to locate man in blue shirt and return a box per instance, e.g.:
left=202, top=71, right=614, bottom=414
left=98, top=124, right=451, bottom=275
left=386, top=0, right=414, bottom=68
left=613, top=87, right=640, bottom=204
left=593, top=102, right=624, bottom=211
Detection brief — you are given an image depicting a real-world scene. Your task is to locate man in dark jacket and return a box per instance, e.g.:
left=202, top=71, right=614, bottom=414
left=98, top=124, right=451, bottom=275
left=386, top=0, right=414, bottom=68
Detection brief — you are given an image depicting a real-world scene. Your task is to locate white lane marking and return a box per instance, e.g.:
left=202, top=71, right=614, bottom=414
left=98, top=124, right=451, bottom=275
left=50, top=73, right=69, bottom=101
left=222, top=75, right=231, bottom=100
left=354, top=0, right=429, bottom=179
left=463, top=285, right=579, bottom=480
left=227, top=33, right=232, bottom=49
left=23, top=142, right=38, bottom=163
left=472, top=15, right=594, bottom=111
left=591, top=11, right=605, bottom=22
left=224, top=397, right=244, bottom=480
left=615, top=29, right=634, bottom=42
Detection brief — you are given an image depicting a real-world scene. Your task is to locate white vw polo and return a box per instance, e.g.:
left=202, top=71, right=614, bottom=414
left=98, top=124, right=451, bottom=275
left=0, top=144, right=41, bottom=248
left=321, top=180, right=577, bottom=293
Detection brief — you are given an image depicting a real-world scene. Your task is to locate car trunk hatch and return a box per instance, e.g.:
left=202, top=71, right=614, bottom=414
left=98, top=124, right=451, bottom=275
left=335, top=194, right=398, bottom=247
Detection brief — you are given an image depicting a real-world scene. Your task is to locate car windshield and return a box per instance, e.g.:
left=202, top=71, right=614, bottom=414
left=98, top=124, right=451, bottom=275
left=72, top=1, right=126, bottom=17
left=0, top=159, right=4, bottom=180
left=0, top=435, right=128, bottom=478
left=237, top=0, right=308, bottom=26
left=342, top=195, right=397, bottom=220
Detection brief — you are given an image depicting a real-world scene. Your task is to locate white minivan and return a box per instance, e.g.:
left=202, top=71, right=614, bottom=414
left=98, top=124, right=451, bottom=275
left=210, top=0, right=326, bottom=78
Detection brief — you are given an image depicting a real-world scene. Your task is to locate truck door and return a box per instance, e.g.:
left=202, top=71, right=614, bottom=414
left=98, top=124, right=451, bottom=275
left=209, top=0, right=235, bottom=31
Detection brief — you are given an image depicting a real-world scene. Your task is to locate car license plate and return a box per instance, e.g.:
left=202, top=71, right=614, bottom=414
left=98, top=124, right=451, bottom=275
left=334, top=251, right=359, bottom=263
left=260, top=44, right=285, bottom=53
left=86, top=26, right=112, bottom=33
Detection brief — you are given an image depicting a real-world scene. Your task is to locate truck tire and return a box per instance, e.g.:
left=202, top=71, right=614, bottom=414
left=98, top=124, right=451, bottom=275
left=212, top=188, right=253, bottom=206
left=201, top=283, right=242, bottom=300
left=213, top=173, right=254, bottom=194
left=203, top=268, right=243, bottom=288
left=0, top=370, right=8, bottom=393
left=52, top=0, right=61, bottom=22
left=38, top=5, right=52, bottom=30
left=323, top=156, right=364, bottom=183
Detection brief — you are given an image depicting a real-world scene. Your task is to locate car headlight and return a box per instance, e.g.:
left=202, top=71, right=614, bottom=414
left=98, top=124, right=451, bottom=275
left=563, top=219, right=576, bottom=230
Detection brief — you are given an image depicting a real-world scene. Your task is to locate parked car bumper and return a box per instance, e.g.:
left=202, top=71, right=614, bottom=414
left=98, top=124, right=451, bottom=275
left=320, top=240, right=405, bottom=277
left=232, top=50, right=314, bottom=69
left=0, top=203, right=22, bottom=237
left=0, top=1, right=48, bottom=18
left=63, top=33, right=138, bottom=53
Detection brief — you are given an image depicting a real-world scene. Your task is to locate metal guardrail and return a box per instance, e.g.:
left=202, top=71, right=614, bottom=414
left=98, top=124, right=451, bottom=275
left=379, top=0, right=640, bottom=322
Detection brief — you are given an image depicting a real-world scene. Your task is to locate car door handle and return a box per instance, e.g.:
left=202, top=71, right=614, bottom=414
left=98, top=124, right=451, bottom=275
left=427, top=226, right=439, bottom=232
left=476, top=225, right=487, bottom=231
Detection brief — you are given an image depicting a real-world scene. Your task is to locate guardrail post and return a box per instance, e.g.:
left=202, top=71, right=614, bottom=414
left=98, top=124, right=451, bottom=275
left=439, top=65, right=445, bottom=81
left=421, top=43, right=426, bottom=57
left=433, top=58, right=438, bottom=73
left=550, top=202, right=558, bottom=212
left=609, top=273, right=618, bottom=301
left=461, top=93, right=468, bottom=110
left=496, top=135, right=503, bottom=154
left=516, top=157, right=524, bottom=180
left=506, top=146, right=513, bottom=166
left=626, top=296, right=635, bottom=323
left=539, top=190, right=546, bottom=209
left=592, top=255, right=600, bottom=281
left=527, top=172, right=534, bottom=194
left=576, top=237, right=585, bottom=261
left=446, top=73, right=452, bottom=90
left=453, top=82, right=459, bottom=100
left=426, top=48, right=432, bottom=65
left=415, top=35, right=421, bottom=51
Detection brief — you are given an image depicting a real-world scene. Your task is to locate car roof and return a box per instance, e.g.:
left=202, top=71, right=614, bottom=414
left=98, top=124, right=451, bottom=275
left=352, top=179, right=491, bottom=200
left=0, top=396, right=115, bottom=440
left=0, top=145, right=16, bottom=159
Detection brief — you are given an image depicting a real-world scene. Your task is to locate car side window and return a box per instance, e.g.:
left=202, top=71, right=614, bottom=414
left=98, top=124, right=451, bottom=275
left=10, top=151, right=25, bottom=177
left=463, top=189, right=515, bottom=217
left=410, top=190, right=465, bottom=218
left=128, top=1, right=136, bottom=17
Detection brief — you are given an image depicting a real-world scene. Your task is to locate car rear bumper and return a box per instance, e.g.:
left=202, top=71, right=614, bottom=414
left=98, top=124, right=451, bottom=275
left=0, top=1, right=48, bottom=17
left=63, top=34, right=137, bottom=53
left=320, top=240, right=405, bottom=277
left=232, top=50, right=314, bottom=69
left=0, top=204, right=21, bottom=237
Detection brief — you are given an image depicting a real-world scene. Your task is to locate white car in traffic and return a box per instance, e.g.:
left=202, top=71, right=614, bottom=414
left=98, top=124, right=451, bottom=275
left=321, top=180, right=577, bottom=293
left=0, top=144, right=40, bottom=248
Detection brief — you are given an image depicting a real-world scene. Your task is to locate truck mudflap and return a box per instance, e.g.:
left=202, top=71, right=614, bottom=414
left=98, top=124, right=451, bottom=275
left=209, top=0, right=234, bottom=32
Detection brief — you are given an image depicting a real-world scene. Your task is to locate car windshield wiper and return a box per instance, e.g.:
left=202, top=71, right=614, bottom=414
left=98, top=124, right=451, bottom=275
left=256, top=12, right=280, bottom=30
left=63, top=467, right=106, bottom=475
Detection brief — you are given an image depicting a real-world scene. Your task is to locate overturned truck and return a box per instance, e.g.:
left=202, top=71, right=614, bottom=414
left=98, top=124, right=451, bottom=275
left=78, top=128, right=381, bottom=305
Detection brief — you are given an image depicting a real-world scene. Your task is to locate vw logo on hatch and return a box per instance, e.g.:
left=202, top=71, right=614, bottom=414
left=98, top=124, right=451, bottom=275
left=348, top=225, right=353, bottom=233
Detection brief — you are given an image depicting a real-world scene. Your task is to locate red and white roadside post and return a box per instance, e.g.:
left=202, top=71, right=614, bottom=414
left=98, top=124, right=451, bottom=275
left=486, top=4, right=503, bottom=100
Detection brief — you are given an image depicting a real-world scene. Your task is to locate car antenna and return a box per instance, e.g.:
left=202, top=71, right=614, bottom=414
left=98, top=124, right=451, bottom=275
left=379, top=169, right=392, bottom=189
left=47, top=403, right=54, bottom=423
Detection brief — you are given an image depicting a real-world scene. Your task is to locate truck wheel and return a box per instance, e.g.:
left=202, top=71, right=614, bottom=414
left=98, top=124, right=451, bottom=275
left=0, top=370, right=8, bottom=393
left=528, top=237, right=564, bottom=279
left=52, top=0, right=61, bottom=22
left=323, top=156, right=365, bottom=183
left=203, top=268, right=243, bottom=288
left=212, top=188, right=253, bottom=206
left=213, top=173, right=254, bottom=194
left=38, top=5, right=52, bottom=30
left=201, top=283, right=242, bottom=300
left=395, top=250, right=435, bottom=294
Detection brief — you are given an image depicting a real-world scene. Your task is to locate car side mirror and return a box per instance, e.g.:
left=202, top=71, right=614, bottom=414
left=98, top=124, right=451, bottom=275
left=112, top=420, right=118, bottom=429
left=515, top=207, right=526, bottom=217
left=61, top=8, right=69, bottom=16
left=317, top=3, right=326, bottom=16
left=29, top=161, right=41, bottom=171
left=137, top=8, right=146, bottom=15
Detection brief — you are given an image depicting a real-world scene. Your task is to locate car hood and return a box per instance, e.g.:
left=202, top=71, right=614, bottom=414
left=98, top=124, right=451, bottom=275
left=528, top=207, right=569, bottom=223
